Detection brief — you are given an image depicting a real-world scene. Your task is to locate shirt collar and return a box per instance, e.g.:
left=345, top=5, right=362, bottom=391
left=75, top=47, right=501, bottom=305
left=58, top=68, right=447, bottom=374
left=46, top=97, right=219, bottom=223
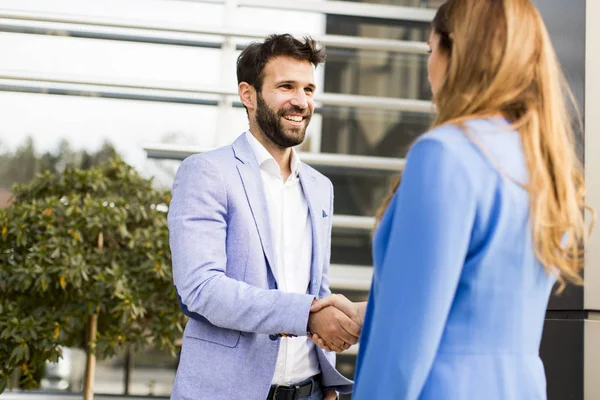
left=245, top=131, right=302, bottom=178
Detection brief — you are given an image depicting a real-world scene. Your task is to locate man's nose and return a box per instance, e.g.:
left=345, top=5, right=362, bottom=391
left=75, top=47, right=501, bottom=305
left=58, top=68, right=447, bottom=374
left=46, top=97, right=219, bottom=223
left=290, top=89, right=309, bottom=109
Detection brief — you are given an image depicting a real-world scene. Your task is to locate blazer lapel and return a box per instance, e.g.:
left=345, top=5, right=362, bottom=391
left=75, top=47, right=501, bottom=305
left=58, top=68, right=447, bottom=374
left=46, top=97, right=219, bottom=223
left=232, top=135, right=279, bottom=286
left=299, top=165, right=323, bottom=296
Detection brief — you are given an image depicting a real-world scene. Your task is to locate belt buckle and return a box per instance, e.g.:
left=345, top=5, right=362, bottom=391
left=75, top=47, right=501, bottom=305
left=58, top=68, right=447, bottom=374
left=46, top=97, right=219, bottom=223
left=272, top=384, right=300, bottom=400
left=272, top=385, right=288, bottom=400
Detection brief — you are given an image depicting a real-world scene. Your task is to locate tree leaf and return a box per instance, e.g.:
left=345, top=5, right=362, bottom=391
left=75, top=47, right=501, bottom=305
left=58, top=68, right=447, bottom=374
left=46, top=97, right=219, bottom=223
left=10, top=345, right=23, bottom=361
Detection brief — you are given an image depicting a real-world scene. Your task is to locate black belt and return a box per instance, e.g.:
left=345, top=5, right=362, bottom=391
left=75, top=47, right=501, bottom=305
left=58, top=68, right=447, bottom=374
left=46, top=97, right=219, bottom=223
left=267, top=374, right=322, bottom=400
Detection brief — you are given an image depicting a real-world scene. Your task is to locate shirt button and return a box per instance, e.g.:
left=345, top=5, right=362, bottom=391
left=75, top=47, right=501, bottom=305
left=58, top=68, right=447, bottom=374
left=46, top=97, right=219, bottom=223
left=269, top=334, right=278, bottom=341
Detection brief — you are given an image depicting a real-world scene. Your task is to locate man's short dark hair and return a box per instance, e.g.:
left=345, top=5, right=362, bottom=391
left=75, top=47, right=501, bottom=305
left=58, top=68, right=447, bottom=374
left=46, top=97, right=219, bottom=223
left=236, top=34, right=326, bottom=93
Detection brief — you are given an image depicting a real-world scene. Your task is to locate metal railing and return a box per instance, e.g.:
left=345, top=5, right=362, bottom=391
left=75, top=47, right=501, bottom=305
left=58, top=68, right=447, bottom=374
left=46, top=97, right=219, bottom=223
left=233, top=0, right=436, bottom=22
left=0, top=70, right=433, bottom=113
left=169, top=0, right=436, bottom=22
left=144, top=142, right=405, bottom=172
left=0, top=8, right=430, bottom=54
left=331, top=215, right=376, bottom=231
left=329, top=264, right=373, bottom=291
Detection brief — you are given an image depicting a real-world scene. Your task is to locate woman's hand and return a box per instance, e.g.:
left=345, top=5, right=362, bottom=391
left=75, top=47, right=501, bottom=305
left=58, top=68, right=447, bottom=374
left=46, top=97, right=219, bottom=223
left=309, top=294, right=367, bottom=353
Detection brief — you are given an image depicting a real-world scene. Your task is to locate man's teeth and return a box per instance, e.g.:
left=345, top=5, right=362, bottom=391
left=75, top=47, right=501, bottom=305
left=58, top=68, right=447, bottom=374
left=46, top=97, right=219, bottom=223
left=283, top=115, right=303, bottom=122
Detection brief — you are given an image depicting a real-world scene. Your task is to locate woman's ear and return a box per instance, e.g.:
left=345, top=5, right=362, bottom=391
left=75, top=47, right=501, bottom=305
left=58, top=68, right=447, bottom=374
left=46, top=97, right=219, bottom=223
left=238, top=82, right=256, bottom=112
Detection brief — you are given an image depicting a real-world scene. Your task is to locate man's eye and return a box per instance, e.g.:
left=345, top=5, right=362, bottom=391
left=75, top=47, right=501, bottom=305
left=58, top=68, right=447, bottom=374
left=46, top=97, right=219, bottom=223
left=280, top=84, right=292, bottom=89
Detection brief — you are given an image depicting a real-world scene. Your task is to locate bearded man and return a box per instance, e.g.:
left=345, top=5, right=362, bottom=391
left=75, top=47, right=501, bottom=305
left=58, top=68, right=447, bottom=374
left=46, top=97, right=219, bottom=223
left=168, top=34, right=358, bottom=400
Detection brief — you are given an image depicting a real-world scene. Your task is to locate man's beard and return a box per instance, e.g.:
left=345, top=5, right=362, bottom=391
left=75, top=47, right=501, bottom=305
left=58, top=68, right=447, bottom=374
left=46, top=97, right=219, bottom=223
left=255, top=92, right=311, bottom=149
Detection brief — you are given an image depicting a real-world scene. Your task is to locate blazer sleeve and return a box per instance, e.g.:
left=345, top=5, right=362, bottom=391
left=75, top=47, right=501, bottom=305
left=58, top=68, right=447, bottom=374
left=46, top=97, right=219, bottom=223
left=353, top=138, right=477, bottom=399
left=168, top=155, right=314, bottom=336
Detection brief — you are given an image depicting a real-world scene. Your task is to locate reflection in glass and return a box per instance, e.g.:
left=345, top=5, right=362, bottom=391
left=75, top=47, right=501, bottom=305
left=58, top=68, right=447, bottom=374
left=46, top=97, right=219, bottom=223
left=325, top=13, right=430, bottom=40
left=331, top=228, right=375, bottom=266
left=325, top=47, right=431, bottom=100
left=346, top=0, right=445, bottom=9
left=323, top=169, right=395, bottom=218
left=320, top=106, right=432, bottom=158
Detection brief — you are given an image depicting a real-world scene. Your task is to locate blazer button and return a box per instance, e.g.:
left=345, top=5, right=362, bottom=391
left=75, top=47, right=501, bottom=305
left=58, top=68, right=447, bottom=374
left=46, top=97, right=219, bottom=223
left=269, top=334, right=278, bottom=341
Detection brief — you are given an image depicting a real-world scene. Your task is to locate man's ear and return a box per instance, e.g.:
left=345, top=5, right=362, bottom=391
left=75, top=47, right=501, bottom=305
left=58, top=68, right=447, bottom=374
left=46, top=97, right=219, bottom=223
left=238, top=82, right=256, bottom=112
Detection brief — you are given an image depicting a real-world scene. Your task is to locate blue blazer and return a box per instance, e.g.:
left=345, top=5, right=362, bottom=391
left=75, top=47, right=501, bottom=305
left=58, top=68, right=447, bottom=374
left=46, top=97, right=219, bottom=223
left=354, top=118, right=555, bottom=400
left=168, top=134, right=353, bottom=399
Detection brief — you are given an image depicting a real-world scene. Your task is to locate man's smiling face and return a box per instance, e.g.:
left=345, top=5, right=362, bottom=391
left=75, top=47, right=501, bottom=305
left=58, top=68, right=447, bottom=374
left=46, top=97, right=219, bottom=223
left=253, top=56, right=316, bottom=148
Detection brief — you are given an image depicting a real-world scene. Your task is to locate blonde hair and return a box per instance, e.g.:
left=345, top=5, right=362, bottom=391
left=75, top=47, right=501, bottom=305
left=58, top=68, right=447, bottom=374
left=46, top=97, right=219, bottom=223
left=377, top=0, right=594, bottom=290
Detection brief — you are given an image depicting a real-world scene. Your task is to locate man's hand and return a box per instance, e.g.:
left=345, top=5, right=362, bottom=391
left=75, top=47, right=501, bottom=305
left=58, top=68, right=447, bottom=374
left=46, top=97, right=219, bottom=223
left=309, top=294, right=367, bottom=353
left=307, top=301, right=360, bottom=353
left=324, top=389, right=337, bottom=399
left=311, top=294, right=366, bottom=327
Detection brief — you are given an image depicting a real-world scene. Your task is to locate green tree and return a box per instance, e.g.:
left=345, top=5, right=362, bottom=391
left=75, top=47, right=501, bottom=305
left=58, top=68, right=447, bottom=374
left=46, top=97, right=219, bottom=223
left=0, top=137, right=121, bottom=191
left=90, top=141, right=118, bottom=167
left=2, top=137, right=38, bottom=186
left=0, top=157, right=185, bottom=399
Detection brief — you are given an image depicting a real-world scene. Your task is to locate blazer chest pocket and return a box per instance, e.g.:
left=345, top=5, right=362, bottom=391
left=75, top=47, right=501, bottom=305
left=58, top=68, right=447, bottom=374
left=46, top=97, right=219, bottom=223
left=322, top=209, right=330, bottom=239
left=184, top=318, right=241, bottom=348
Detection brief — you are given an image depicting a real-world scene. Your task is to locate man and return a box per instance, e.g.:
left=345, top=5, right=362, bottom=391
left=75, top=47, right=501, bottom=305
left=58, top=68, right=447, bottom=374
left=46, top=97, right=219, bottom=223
left=168, top=34, right=359, bottom=400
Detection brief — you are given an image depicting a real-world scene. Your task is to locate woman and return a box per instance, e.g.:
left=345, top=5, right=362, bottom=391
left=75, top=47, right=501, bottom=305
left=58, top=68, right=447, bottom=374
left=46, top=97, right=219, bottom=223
left=311, top=0, right=593, bottom=398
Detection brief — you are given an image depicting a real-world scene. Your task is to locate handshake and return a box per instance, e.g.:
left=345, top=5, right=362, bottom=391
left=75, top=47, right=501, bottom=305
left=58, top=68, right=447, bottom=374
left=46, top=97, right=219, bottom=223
left=306, top=294, right=367, bottom=353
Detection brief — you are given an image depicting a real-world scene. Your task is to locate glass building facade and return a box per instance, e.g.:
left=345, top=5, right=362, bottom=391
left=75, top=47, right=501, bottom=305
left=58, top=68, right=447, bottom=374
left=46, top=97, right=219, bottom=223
left=1, top=0, right=599, bottom=399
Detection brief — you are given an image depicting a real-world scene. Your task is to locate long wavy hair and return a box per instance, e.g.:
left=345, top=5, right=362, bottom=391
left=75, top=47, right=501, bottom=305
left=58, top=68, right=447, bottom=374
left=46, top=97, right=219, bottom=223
left=375, top=0, right=594, bottom=290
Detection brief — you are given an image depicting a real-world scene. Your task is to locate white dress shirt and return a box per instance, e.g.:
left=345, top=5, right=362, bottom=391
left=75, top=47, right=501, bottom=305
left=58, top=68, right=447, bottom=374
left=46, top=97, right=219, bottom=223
left=245, top=131, right=320, bottom=385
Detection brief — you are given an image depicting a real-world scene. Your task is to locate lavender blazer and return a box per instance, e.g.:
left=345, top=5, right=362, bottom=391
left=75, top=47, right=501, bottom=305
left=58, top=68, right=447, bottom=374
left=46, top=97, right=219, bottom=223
left=168, top=133, right=353, bottom=399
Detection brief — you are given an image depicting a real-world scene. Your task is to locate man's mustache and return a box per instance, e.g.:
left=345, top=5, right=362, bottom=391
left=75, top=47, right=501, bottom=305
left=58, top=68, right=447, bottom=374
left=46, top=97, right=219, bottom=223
left=278, top=106, right=311, bottom=117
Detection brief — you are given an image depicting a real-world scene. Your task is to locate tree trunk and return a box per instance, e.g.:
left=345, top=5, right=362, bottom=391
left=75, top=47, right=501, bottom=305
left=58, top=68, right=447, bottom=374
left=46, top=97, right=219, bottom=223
left=123, top=343, right=133, bottom=395
left=84, top=232, right=103, bottom=400
left=83, top=313, right=98, bottom=400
